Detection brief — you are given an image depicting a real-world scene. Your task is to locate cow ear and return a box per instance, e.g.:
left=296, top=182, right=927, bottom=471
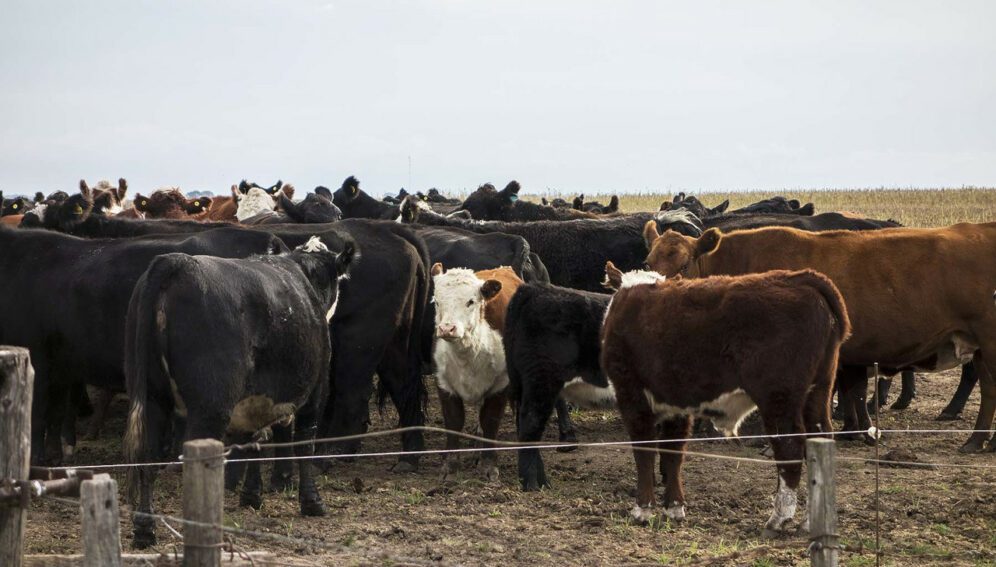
left=541, top=197, right=549, bottom=206
left=643, top=220, right=661, bottom=249
left=712, top=199, right=729, bottom=214
left=117, top=178, right=128, bottom=201
left=343, top=176, right=360, bottom=197
left=79, top=180, right=92, bottom=201
left=480, top=279, right=502, bottom=300
left=280, top=183, right=295, bottom=200
left=430, top=262, right=444, bottom=276
left=659, top=201, right=672, bottom=211
left=239, top=180, right=251, bottom=194
left=676, top=192, right=685, bottom=202
left=695, top=228, right=722, bottom=256
left=34, top=191, right=44, bottom=203
left=500, top=181, right=520, bottom=203
left=603, top=261, right=623, bottom=291
left=274, top=180, right=283, bottom=190
left=606, top=195, right=619, bottom=213
left=336, top=242, right=355, bottom=278
left=134, top=194, right=150, bottom=212
left=572, top=195, right=584, bottom=210
left=314, top=186, right=333, bottom=200
left=278, top=193, right=298, bottom=218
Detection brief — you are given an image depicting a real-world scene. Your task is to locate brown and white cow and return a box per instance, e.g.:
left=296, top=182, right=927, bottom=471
left=600, top=263, right=850, bottom=535
left=642, top=221, right=996, bottom=452
left=430, top=263, right=523, bottom=481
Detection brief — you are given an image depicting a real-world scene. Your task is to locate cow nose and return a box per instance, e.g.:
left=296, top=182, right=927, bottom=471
left=438, top=324, right=457, bottom=337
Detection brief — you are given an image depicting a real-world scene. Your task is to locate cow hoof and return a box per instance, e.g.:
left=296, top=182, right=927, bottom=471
left=959, top=436, right=988, bottom=453
left=521, top=477, right=546, bottom=492
left=557, top=431, right=578, bottom=453
left=664, top=503, right=686, bottom=522
left=630, top=504, right=655, bottom=524
left=268, top=479, right=294, bottom=493
left=890, top=396, right=913, bottom=411
left=391, top=460, right=418, bottom=474
left=761, top=527, right=786, bottom=540
left=239, top=492, right=263, bottom=510
left=936, top=411, right=961, bottom=421
left=300, top=500, right=327, bottom=517
left=759, top=445, right=774, bottom=458
left=133, top=531, right=157, bottom=550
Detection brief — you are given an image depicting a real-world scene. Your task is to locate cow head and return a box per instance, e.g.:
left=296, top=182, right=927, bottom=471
left=280, top=187, right=343, bottom=224
left=430, top=263, right=503, bottom=342
left=602, top=260, right=666, bottom=291
left=643, top=222, right=721, bottom=278
left=458, top=181, right=520, bottom=220
left=88, top=178, right=128, bottom=216
left=39, top=180, right=95, bottom=229
left=235, top=187, right=277, bottom=221
left=572, top=194, right=585, bottom=211
left=135, top=188, right=212, bottom=219
left=1, top=192, right=31, bottom=216
left=291, top=236, right=355, bottom=322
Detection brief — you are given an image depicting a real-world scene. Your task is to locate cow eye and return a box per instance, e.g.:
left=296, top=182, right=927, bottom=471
left=466, top=300, right=474, bottom=307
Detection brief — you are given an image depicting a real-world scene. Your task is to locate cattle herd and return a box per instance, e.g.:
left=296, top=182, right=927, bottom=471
left=0, top=178, right=993, bottom=547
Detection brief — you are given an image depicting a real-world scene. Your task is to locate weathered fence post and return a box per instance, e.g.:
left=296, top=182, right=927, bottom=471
left=0, top=347, right=33, bottom=567
left=80, top=473, right=122, bottom=567
left=808, top=438, right=838, bottom=567
left=182, top=438, right=225, bottom=567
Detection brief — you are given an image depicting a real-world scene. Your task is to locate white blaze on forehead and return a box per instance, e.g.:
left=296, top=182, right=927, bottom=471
left=432, top=268, right=486, bottom=335
left=299, top=235, right=328, bottom=253
left=236, top=187, right=276, bottom=221
left=620, top=270, right=666, bottom=289
left=94, top=180, right=114, bottom=191
left=31, top=203, right=48, bottom=222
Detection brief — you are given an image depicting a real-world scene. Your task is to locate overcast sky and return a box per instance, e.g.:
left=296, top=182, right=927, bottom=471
left=2, top=1, right=995, bottom=196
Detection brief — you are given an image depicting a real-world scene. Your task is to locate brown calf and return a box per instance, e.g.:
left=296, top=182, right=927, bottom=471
left=132, top=189, right=213, bottom=220
left=643, top=221, right=996, bottom=452
left=600, top=264, right=850, bottom=535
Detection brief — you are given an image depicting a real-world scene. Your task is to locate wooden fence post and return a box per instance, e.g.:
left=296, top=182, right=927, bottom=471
left=182, top=438, right=225, bottom=567
left=808, top=438, right=838, bottom=567
left=0, top=347, right=33, bottom=567
left=81, top=473, right=122, bottom=567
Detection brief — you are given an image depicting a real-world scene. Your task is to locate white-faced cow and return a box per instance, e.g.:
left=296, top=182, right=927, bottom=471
left=431, top=264, right=524, bottom=480
left=125, top=237, right=353, bottom=548
left=600, top=263, right=850, bottom=536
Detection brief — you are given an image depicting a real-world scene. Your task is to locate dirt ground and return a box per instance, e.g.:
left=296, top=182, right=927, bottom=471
left=23, top=368, right=996, bottom=566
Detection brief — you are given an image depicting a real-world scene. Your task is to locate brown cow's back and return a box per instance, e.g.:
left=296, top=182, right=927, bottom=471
left=475, top=267, right=524, bottom=335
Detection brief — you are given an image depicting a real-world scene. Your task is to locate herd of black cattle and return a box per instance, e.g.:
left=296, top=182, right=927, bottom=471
left=0, top=178, right=992, bottom=545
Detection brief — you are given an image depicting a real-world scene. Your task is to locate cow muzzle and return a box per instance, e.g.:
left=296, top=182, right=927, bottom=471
left=437, top=324, right=460, bottom=340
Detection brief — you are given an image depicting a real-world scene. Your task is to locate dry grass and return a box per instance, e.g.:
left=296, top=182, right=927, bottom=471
left=527, top=188, right=996, bottom=228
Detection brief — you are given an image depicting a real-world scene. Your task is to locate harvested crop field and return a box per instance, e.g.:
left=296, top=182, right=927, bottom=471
left=23, top=367, right=996, bottom=566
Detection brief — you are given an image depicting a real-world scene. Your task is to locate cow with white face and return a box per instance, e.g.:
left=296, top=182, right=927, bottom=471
left=431, top=263, right=522, bottom=481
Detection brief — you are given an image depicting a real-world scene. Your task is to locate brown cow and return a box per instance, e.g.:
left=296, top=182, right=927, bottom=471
left=207, top=182, right=296, bottom=222
left=600, top=263, right=850, bottom=535
left=430, top=264, right=524, bottom=481
left=643, top=221, right=996, bottom=452
left=132, top=188, right=213, bottom=220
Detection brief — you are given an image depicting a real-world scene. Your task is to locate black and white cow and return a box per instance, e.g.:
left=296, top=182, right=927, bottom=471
left=125, top=237, right=353, bottom=548
left=0, top=224, right=287, bottom=464
left=504, top=283, right=614, bottom=491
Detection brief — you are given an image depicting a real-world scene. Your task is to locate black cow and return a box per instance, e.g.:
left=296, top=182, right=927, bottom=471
left=125, top=238, right=353, bottom=548
left=504, top=283, right=613, bottom=491
left=411, top=226, right=550, bottom=284
left=0, top=225, right=286, bottom=464
left=541, top=197, right=571, bottom=209
left=705, top=211, right=900, bottom=233
left=730, top=196, right=814, bottom=216
left=458, top=182, right=595, bottom=221
left=402, top=200, right=702, bottom=291
left=333, top=176, right=403, bottom=220
left=242, top=188, right=344, bottom=225
left=660, top=193, right=730, bottom=218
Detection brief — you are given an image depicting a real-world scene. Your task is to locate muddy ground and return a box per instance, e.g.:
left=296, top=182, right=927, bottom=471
left=23, top=368, right=996, bottom=566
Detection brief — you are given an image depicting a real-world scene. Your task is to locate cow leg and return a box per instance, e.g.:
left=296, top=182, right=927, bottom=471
left=961, top=352, right=996, bottom=453
left=836, top=366, right=874, bottom=444
left=132, top=400, right=171, bottom=549
left=890, top=371, right=917, bottom=410
left=614, top=384, right=658, bottom=523
left=59, top=386, right=79, bottom=462
left=555, top=396, right=578, bottom=453
left=438, top=387, right=465, bottom=481
left=476, top=390, right=507, bottom=482
left=868, top=376, right=891, bottom=413
left=238, top=449, right=264, bottom=510
left=657, top=416, right=692, bottom=522
left=224, top=435, right=249, bottom=492
left=938, top=363, right=977, bottom=421
left=294, top=409, right=327, bottom=516
left=804, top=348, right=837, bottom=437
left=268, top=424, right=295, bottom=493
left=85, top=386, right=115, bottom=439
left=761, top=412, right=805, bottom=538
left=515, top=376, right=560, bottom=491
left=378, top=342, right=426, bottom=472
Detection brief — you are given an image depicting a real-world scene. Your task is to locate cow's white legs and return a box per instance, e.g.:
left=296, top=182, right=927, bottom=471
left=763, top=474, right=798, bottom=536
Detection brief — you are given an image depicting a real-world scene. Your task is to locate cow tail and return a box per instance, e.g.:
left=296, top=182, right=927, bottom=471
left=794, top=269, right=852, bottom=343
left=123, top=255, right=181, bottom=501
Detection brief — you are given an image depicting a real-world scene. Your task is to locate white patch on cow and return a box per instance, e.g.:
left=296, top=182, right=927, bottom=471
left=153, top=185, right=181, bottom=194
left=61, top=442, right=75, bottom=460
left=562, top=377, right=616, bottom=408
left=299, top=235, right=328, bottom=253
left=94, top=180, right=114, bottom=191
left=654, top=209, right=703, bottom=233
left=30, top=203, right=47, bottom=222
left=431, top=268, right=507, bottom=404
left=394, top=213, right=403, bottom=223
left=630, top=504, right=655, bottom=523
left=106, top=202, right=124, bottom=215
left=620, top=270, right=666, bottom=289
left=764, top=474, right=798, bottom=533
left=665, top=502, right=686, bottom=521
left=236, top=188, right=277, bottom=221
left=644, top=388, right=757, bottom=435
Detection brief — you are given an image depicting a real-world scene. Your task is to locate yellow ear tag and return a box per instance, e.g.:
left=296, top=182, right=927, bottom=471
left=12, top=204, right=17, bottom=210
left=142, top=200, right=147, bottom=206
left=194, top=201, right=200, bottom=207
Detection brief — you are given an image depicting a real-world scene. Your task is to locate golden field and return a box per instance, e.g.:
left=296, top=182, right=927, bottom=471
left=529, top=188, right=996, bottom=228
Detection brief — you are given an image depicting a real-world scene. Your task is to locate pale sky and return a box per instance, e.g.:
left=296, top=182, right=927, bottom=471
left=2, top=1, right=995, bottom=196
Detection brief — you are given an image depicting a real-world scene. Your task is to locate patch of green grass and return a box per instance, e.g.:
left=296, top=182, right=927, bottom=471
left=881, top=484, right=905, bottom=495
left=932, top=523, right=952, bottom=537
left=845, top=555, right=876, bottom=567
left=751, top=559, right=776, bottom=567
left=405, top=489, right=425, bottom=506
left=340, top=534, right=356, bottom=547
left=488, top=506, right=502, bottom=518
